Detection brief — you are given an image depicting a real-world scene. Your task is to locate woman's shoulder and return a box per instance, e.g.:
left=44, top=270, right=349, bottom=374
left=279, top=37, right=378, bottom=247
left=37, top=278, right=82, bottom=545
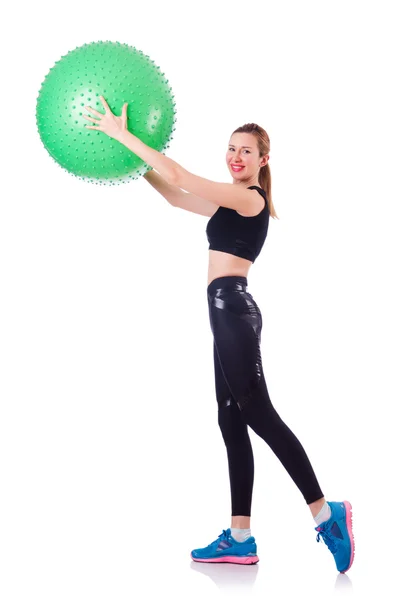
left=247, top=185, right=267, bottom=197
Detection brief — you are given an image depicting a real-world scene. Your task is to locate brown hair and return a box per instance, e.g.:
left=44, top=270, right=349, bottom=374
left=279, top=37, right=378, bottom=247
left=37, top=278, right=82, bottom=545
left=232, top=123, right=279, bottom=219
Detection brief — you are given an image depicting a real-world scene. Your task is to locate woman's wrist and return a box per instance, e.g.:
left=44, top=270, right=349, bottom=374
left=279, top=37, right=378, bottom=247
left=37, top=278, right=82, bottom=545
left=116, top=129, right=134, bottom=146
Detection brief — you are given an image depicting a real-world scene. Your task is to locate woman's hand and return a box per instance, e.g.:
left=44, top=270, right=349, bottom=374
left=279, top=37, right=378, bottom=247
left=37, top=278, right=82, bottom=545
left=82, top=96, right=129, bottom=141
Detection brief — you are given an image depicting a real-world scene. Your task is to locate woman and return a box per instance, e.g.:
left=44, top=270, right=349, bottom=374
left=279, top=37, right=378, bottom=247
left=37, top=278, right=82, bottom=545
left=83, top=98, right=355, bottom=574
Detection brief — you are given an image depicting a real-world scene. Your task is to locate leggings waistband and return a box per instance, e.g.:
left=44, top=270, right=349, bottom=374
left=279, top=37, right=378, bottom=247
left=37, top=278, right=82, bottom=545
left=207, top=275, right=248, bottom=300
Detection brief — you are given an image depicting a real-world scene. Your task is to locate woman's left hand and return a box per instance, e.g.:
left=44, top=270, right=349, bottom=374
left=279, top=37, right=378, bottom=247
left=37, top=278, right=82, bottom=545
left=83, top=96, right=128, bottom=141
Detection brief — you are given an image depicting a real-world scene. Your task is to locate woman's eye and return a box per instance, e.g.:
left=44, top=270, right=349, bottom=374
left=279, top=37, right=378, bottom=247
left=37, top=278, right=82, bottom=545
left=229, top=148, right=250, bottom=153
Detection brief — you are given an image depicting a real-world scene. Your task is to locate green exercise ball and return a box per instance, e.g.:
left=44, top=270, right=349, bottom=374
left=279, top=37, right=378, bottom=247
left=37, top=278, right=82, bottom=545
left=36, top=40, right=177, bottom=185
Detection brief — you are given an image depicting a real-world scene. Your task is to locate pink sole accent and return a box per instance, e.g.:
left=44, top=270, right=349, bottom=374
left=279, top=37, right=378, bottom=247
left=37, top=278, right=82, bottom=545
left=190, top=553, right=259, bottom=565
left=341, top=500, right=355, bottom=573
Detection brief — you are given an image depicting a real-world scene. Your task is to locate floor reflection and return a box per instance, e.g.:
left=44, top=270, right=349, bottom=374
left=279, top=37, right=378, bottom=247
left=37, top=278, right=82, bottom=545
left=190, top=559, right=259, bottom=591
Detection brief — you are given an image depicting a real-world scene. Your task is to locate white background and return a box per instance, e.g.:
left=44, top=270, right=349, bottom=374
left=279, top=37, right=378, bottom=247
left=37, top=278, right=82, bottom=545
left=1, top=1, right=396, bottom=598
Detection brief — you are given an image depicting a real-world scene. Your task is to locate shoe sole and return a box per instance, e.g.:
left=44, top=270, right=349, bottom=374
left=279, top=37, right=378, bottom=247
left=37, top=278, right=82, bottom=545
left=340, top=500, right=355, bottom=573
left=190, top=553, right=259, bottom=565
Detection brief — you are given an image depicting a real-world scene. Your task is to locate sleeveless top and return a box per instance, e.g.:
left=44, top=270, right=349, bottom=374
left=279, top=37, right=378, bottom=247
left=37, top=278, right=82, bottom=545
left=206, top=186, right=269, bottom=263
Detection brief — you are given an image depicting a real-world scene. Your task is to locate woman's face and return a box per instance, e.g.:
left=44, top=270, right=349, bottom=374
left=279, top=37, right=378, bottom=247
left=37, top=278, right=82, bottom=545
left=226, top=133, right=267, bottom=182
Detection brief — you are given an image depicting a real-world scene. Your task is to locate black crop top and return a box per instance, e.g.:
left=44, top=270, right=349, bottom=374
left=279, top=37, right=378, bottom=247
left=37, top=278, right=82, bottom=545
left=206, top=186, right=269, bottom=263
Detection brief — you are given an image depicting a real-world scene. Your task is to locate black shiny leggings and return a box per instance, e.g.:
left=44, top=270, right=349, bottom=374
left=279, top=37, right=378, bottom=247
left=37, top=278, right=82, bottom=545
left=207, top=275, right=324, bottom=516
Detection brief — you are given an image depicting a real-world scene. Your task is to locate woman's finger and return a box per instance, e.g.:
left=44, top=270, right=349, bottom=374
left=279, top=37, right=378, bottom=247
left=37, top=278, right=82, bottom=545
left=84, top=105, right=103, bottom=117
left=82, top=114, right=100, bottom=123
left=99, top=96, right=111, bottom=112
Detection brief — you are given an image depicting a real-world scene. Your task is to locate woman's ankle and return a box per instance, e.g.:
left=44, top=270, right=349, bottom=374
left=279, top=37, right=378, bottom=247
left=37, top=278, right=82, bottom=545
left=231, top=516, right=251, bottom=529
left=308, top=497, right=326, bottom=519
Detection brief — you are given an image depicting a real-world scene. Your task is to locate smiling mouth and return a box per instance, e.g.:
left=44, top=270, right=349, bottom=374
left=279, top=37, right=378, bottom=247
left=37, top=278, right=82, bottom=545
left=231, top=165, right=245, bottom=171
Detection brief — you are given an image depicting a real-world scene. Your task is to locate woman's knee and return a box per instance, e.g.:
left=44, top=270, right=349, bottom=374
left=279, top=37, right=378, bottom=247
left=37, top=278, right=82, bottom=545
left=218, top=401, right=249, bottom=444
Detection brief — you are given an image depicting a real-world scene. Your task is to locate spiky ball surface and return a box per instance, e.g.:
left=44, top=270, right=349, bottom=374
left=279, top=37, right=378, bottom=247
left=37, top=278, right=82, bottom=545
left=36, top=41, right=177, bottom=185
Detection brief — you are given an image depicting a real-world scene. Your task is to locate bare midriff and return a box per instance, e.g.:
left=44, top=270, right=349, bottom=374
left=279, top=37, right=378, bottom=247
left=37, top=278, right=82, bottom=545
left=207, top=249, right=252, bottom=287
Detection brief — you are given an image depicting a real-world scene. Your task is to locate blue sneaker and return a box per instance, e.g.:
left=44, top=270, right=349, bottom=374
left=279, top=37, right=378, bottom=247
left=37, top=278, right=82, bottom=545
left=315, top=500, right=355, bottom=573
left=191, top=528, right=259, bottom=564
